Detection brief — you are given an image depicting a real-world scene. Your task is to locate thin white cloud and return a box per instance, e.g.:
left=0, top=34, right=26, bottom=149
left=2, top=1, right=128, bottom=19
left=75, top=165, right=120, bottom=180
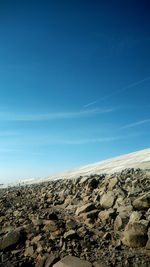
left=0, top=131, right=20, bottom=137
left=56, top=136, right=122, bottom=145
left=0, top=108, right=114, bottom=121
left=1, top=133, right=140, bottom=147
left=84, top=101, right=99, bottom=108
left=0, top=147, right=42, bottom=155
left=53, top=133, right=143, bottom=145
left=121, top=119, right=150, bottom=129
left=84, top=75, right=150, bottom=108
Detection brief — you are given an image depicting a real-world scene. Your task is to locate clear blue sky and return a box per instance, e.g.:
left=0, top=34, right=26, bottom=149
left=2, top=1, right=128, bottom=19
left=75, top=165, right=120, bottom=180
left=0, top=0, right=150, bottom=184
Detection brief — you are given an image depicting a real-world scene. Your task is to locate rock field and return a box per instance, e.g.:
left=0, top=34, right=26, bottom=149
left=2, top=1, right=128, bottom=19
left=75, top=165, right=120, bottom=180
left=1, top=168, right=150, bottom=266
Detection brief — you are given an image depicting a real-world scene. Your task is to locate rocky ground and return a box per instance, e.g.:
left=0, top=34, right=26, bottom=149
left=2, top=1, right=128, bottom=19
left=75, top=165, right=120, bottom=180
left=1, top=169, right=150, bottom=266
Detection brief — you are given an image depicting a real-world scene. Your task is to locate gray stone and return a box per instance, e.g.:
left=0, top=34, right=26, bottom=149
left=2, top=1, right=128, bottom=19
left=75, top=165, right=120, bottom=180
left=146, top=239, right=150, bottom=249
left=75, top=203, right=95, bottom=216
left=99, top=209, right=115, bottom=223
left=24, top=246, right=34, bottom=257
left=129, top=211, right=142, bottom=223
left=35, top=255, right=46, bottom=267
left=117, top=205, right=133, bottom=218
left=100, top=192, right=115, bottom=209
left=114, top=215, right=128, bottom=231
left=122, top=221, right=148, bottom=248
left=64, top=230, right=76, bottom=239
left=108, top=177, right=118, bottom=190
left=81, top=210, right=99, bottom=220
left=45, top=253, right=58, bottom=267
left=133, top=193, right=150, bottom=210
left=53, top=255, right=92, bottom=267
left=0, top=229, right=23, bottom=250
left=93, top=261, right=108, bottom=267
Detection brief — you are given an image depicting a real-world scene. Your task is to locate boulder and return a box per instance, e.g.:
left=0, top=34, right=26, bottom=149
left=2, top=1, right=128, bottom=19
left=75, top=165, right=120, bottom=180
left=100, top=192, right=115, bottom=209
left=122, top=221, right=148, bottom=248
left=53, top=255, right=92, bottom=267
left=45, top=253, right=59, bottom=267
left=133, top=193, right=150, bottom=210
left=108, top=177, right=118, bottom=190
left=0, top=229, right=24, bottom=250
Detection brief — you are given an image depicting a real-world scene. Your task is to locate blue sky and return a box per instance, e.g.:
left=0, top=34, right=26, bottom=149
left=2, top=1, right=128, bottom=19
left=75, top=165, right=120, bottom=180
left=0, top=0, right=150, bottom=184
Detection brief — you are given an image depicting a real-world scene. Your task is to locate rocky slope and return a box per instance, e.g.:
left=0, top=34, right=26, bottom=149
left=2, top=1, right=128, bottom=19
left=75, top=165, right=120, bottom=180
left=1, top=168, right=150, bottom=266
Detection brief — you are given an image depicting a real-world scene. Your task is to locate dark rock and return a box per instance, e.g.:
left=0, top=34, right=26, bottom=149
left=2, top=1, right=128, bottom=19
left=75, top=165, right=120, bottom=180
left=122, top=221, right=148, bottom=247
left=133, top=193, right=150, bottom=210
left=75, top=203, right=95, bottom=216
left=0, top=229, right=24, bottom=250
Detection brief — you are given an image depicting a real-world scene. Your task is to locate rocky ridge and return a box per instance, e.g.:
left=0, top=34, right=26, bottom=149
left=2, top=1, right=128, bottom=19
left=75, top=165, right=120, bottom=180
left=1, top=169, right=150, bottom=266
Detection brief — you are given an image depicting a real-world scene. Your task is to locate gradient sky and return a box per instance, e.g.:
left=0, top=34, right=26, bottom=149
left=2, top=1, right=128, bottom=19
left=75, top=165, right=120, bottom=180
left=0, top=0, right=150, bottom=184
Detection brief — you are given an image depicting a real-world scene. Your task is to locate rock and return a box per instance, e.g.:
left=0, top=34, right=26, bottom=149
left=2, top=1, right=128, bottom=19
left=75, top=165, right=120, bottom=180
left=122, top=221, right=148, bottom=247
left=64, top=230, right=76, bottom=239
left=65, top=219, right=78, bottom=230
left=0, top=216, right=5, bottom=223
left=78, top=176, right=88, bottom=185
left=43, top=220, right=59, bottom=232
left=100, top=192, right=115, bottom=209
left=87, top=178, right=99, bottom=189
left=81, top=210, right=99, bottom=220
left=117, top=205, right=133, bottom=218
left=146, top=239, right=150, bottom=249
left=133, top=192, right=150, bottom=210
left=32, top=219, right=43, bottom=226
left=0, top=229, right=24, bottom=250
left=31, top=234, right=42, bottom=244
left=36, top=256, right=46, bottom=267
left=129, top=211, right=142, bottom=223
left=93, top=260, right=108, bottom=267
left=24, top=246, right=34, bottom=257
left=103, top=232, right=111, bottom=240
left=53, top=255, right=92, bottom=267
left=114, top=215, right=128, bottom=231
left=0, top=261, right=15, bottom=267
left=75, top=203, right=95, bottom=216
left=145, top=228, right=150, bottom=249
left=45, top=253, right=59, bottom=267
left=108, top=177, right=118, bottom=190
left=99, top=209, right=115, bottom=223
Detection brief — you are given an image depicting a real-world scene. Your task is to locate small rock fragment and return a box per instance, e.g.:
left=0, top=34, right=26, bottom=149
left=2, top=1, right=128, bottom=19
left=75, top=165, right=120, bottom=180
left=75, top=203, right=95, bottom=216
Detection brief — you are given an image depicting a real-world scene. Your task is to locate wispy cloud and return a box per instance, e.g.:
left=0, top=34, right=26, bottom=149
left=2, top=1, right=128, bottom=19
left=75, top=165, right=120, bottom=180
left=0, top=108, right=114, bottom=121
left=0, top=146, right=42, bottom=155
left=55, top=136, right=124, bottom=145
left=0, top=131, right=20, bottom=137
left=84, top=101, right=99, bottom=108
left=1, top=133, right=140, bottom=147
left=84, top=75, right=150, bottom=108
left=50, top=133, right=144, bottom=145
left=121, top=119, right=150, bottom=129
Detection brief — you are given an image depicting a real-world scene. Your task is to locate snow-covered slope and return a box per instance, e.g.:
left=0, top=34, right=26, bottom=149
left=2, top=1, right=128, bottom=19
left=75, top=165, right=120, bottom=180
left=37, top=148, right=150, bottom=183
left=16, top=148, right=150, bottom=186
